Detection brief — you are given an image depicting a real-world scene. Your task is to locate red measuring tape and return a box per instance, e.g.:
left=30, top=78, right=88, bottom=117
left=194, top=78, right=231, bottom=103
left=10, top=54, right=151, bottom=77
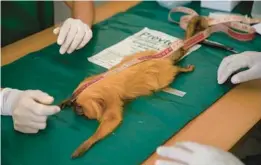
left=66, top=7, right=261, bottom=104
left=169, top=7, right=261, bottom=41
left=71, top=46, right=175, bottom=102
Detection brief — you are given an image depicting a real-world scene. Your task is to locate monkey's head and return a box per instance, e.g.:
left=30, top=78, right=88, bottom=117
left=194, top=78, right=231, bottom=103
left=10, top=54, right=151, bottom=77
left=75, top=91, right=107, bottom=120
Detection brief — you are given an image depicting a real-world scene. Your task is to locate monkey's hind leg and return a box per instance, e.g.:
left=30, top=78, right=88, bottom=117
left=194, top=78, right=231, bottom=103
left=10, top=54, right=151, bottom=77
left=71, top=106, right=123, bottom=159
left=177, top=65, right=195, bottom=73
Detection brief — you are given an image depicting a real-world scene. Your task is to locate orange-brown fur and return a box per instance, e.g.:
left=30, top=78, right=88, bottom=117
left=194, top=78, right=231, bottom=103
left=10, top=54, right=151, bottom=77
left=60, top=15, right=208, bottom=158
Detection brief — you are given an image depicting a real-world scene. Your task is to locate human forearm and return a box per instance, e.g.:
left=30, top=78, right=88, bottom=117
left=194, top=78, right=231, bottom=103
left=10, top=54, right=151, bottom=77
left=70, top=1, right=94, bottom=27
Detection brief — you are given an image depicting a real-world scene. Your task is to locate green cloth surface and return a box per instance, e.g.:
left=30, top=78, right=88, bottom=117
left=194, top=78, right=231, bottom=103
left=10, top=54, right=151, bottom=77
left=1, top=1, right=261, bottom=165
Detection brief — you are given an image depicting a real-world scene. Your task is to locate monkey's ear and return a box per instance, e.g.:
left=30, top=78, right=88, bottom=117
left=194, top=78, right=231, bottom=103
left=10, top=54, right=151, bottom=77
left=96, top=98, right=106, bottom=112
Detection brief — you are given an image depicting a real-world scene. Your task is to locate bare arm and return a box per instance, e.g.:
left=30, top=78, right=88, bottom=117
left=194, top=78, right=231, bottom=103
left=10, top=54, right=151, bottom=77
left=64, top=1, right=95, bottom=27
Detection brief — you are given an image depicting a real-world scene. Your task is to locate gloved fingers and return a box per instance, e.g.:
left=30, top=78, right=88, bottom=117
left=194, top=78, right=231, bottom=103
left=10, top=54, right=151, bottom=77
left=155, top=160, right=184, bottom=165
left=26, top=121, right=47, bottom=130
left=26, top=90, right=54, bottom=105
left=76, top=24, right=92, bottom=50
left=218, top=59, right=231, bottom=83
left=57, top=20, right=71, bottom=45
left=15, top=119, right=47, bottom=130
left=14, top=125, right=39, bottom=134
left=14, top=110, right=47, bottom=123
left=218, top=55, right=235, bottom=74
left=59, top=24, right=78, bottom=54
left=156, top=146, right=191, bottom=163
left=66, top=26, right=85, bottom=54
left=175, top=141, right=204, bottom=152
left=231, top=66, right=261, bottom=84
left=30, top=113, right=47, bottom=123
left=53, top=27, right=60, bottom=35
left=29, top=100, right=60, bottom=116
left=218, top=56, right=247, bottom=84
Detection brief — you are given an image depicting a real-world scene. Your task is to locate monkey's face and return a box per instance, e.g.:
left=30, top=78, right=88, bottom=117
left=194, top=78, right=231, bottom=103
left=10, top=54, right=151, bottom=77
left=76, top=93, right=106, bottom=120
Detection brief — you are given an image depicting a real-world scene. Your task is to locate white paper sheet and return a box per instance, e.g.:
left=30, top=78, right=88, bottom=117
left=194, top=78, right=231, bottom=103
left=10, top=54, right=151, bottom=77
left=88, top=27, right=201, bottom=69
left=253, top=23, right=261, bottom=35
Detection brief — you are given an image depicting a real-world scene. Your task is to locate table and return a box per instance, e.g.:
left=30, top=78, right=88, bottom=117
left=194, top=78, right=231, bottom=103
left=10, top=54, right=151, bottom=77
left=1, top=1, right=261, bottom=164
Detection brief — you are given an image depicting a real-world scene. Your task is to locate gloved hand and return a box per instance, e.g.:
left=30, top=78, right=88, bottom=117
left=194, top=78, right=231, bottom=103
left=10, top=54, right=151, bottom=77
left=156, top=0, right=192, bottom=10
left=156, top=142, right=245, bottom=165
left=218, top=51, right=261, bottom=84
left=1, top=88, right=60, bottom=133
left=53, top=18, right=93, bottom=55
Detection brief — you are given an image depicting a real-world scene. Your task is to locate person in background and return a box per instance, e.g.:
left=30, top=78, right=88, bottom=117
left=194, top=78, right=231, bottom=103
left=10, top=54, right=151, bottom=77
left=1, top=1, right=94, bottom=54
left=1, top=1, right=95, bottom=133
left=155, top=51, right=261, bottom=165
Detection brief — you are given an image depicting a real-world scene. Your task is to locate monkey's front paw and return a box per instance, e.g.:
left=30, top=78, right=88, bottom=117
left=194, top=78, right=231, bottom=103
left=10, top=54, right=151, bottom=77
left=186, top=65, right=195, bottom=71
left=73, top=104, right=84, bottom=115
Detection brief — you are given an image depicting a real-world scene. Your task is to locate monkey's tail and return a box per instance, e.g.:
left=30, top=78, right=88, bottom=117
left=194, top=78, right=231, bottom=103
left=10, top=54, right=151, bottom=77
left=169, top=48, right=187, bottom=64
left=185, top=15, right=208, bottom=40
left=170, top=15, right=209, bottom=63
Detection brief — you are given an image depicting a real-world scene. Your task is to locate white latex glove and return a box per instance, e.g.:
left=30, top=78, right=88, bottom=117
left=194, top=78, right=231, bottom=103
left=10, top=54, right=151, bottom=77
left=1, top=88, right=60, bottom=133
left=156, top=142, right=245, bottom=165
left=53, top=18, right=92, bottom=55
left=156, top=0, right=192, bottom=10
left=217, top=51, right=261, bottom=84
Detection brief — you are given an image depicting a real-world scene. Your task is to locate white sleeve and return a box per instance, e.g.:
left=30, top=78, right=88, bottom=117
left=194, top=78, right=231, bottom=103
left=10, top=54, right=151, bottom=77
left=1, top=88, right=21, bottom=116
